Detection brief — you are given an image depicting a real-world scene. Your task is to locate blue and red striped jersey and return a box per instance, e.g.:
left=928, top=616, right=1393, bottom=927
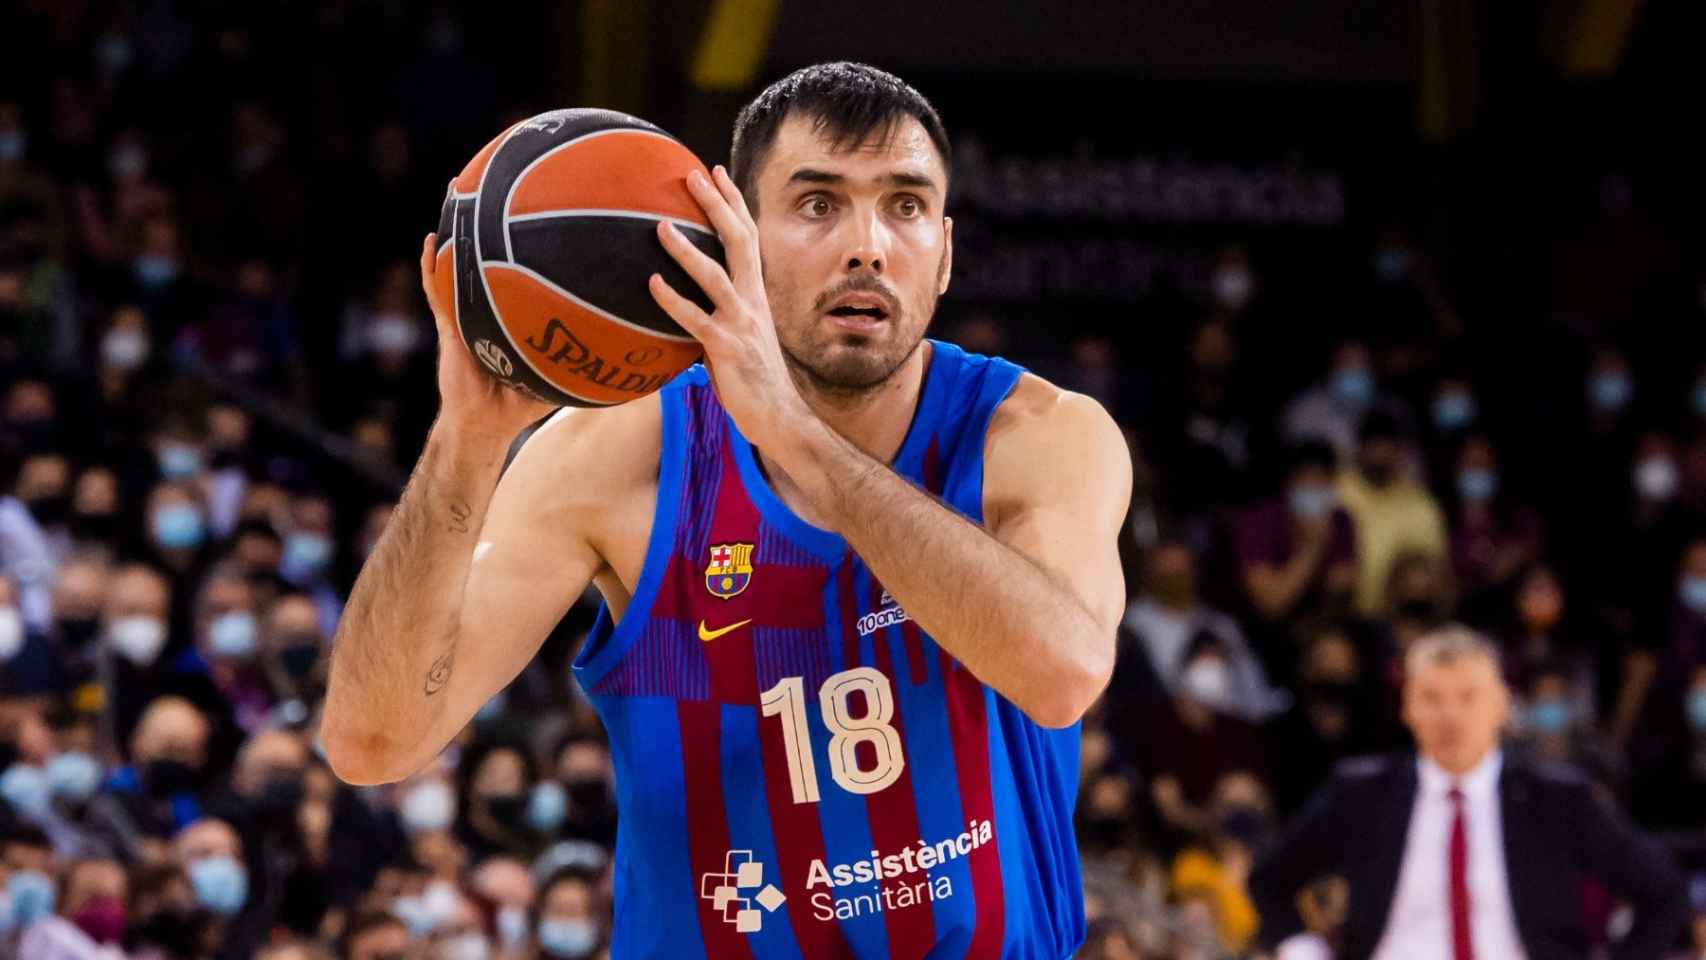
left=574, top=340, right=1085, bottom=959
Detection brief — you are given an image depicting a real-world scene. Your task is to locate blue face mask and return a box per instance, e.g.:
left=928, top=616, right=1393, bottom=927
left=1682, top=576, right=1706, bottom=615
left=1528, top=699, right=1570, bottom=734
left=528, top=780, right=567, bottom=833
left=188, top=855, right=247, bottom=916
left=46, top=751, right=103, bottom=803
left=158, top=444, right=202, bottom=479
left=538, top=918, right=599, bottom=958
left=282, top=532, right=333, bottom=580
left=152, top=504, right=206, bottom=550
left=1457, top=468, right=1499, bottom=502
left=1330, top=367, right=1375, bottom=408
left=0, top=131, right=23, bottom=164
left=134, top=254, right=179, bottom=291
left=1287, top=485, right=1335, bottom=519
left=1432, top=391, right=1476, bottom=431
left=6, top=870, right=56, bottom=927
left=1588, top=371, right=1632, bottom=413
left=1689, top=689, right=1706, bottom=731
left=0, top=764, right=51, bottom=817
left=208, top=611, right=258, bottom=658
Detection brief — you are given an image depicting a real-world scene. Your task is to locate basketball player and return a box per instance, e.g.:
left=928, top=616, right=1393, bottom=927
left=323, top=62, right=1130, bottom=958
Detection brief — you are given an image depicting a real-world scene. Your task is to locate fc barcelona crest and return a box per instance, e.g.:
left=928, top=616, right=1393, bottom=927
left=705, top=542, right=755, bottom=599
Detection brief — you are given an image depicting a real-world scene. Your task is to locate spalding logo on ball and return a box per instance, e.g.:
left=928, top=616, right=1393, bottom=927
left=433, top=108, right=724, bottom=407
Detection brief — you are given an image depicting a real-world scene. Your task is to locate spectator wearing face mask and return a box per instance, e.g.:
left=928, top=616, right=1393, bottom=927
left=277, top=492, right=342, bottom=639
left=0, top=821, right=59, bottom=938
left=1337, top=411, right=1449, bottom=617
left=531, top=868, right=603, bottom=960
left=540, top=736, right=616, bottom=850
left=1497, top=566, right=1600, bottom=729
left=1236, top=440, right=1357, bottom=636
left=1268, top=628, right=1403, bottom=815
left=1610, top=497, right=1706, bottom=752
left=1134, top=633, right=1268, bottom=855
left=1283, top=340, right=1383, bottom=467
left=256, top=594, right=325, bottom=724
left=204, top=730, right=315, bottom=941
left=173, top=817, right=252, bottom=959
left=176, top=258, right=307, bottom=405
left=1626, top=541, right=1706, bottom=825
left=85, top=695, right=209, bottom=864
left=469, top=857, right=534, bottom=960
left=329, top=261, right=436, bottom=456
left=1510, top=663, right=1622, bottom=788
left=179, top=567, right=272, bottom=733
left=89, top=306, right=166, bottom=452
left=14, top=448, right=72, bottom=562
left=1153, top=321, right=1257, bottom=524
left=454, top=740, right=543, bottom=866
left=1114, top=539, right=1285, bottom=731
left=11, top=555, right=113, bottom=706
left=17, top=856, right=129, bottom=958
left=1448, top=434, right=1545, bottom=624
left=138, top=479, right=214, bottom=635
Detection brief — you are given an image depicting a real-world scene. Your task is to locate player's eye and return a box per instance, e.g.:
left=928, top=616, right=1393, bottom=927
left=798, top=194, right=834, bottom=218
left=893, top=195, right=923, bottom=218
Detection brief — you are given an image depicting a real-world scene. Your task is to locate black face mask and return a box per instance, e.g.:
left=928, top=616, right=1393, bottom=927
left=24, top=494, right=69, bottom=526
left=1395, top=598, right=1437, bottom=622
left=1081, top=815, right=1125, bottom=849
left=131, top=907, right=209, bottom=949
left=1306, top=679, right=1358, bottom=708
left=280, top=643, right=319, bottom=680
left=566, top=778, right=611, bottom=821
left=142, top=759, right=199, bottom=796
left=481, top=793, right=527, bottom=824
left=56, top=616, right=101, bottom=649
left=70, top=511, right=118, bottom=542
left=255, top=775, right=304, bottom=820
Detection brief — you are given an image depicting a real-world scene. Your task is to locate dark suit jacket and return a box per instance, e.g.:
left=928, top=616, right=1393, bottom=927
left=1249, top=753, right=1688, bottom=960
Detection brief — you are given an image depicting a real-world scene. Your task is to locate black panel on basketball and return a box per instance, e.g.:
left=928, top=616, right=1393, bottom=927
left=507, top=217, right=723, bottom=332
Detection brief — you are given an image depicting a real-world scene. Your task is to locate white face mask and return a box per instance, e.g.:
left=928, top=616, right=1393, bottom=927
left=1183, top=659, right=1234, bottom=710
left=1211, top=267, right=1254, bottom=310
left=368, top=312, right=421, bottom=356
left=439, top=932, right=489, bottom=960
left=101, top=328, right=150, bottom=371
left=0, top=607, right=24, bottom=662
left=107, top=616, right=167, bottom=666
left=400, top=780, right=457, bottom=833
left=1635, top=457, right=1680, bottom=502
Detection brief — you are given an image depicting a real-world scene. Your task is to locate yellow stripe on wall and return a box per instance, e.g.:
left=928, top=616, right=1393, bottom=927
left=691, top=0, right=782, bottom=91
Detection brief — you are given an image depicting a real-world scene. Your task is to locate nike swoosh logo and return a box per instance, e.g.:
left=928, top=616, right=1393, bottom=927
left=698, top=619, right=752, bottom=642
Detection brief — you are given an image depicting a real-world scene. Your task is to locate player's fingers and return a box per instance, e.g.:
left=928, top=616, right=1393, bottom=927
left=684, top=168, right=760, bottom=284
left=656, top=221, right=741, bottom=312
left=420, top=234, right=449, bottom=331
left=648, top=274, right=719, bottom=345
left=712, top=165, right=759, bottom=237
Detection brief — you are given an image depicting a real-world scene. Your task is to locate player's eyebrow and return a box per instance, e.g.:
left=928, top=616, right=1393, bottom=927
left=785, top=168, right=940, bottom=194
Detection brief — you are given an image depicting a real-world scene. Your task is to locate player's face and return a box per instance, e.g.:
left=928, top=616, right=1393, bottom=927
left=751, top=114, right=952, bottom=393
left=1402, top=655, right=1508, bottom=774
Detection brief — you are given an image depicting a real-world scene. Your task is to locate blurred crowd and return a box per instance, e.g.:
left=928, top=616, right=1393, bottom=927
left=6, top=2, right=1706, bottom=960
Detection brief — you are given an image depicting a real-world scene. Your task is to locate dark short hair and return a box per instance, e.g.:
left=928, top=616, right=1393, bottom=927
left=729, top=62, right=950, bottom=205
left=339, top=910, right=407, bottom=959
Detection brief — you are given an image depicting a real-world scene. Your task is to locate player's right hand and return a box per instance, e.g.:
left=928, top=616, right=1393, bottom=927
left=420, top=232, right=556, bottom=443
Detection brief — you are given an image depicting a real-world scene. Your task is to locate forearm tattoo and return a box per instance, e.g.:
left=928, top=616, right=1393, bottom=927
left=424, top=649, right=454, bottom=695
left=448, top=499, right=472, bottom=534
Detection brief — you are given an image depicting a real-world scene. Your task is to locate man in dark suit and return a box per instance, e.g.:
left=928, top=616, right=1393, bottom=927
left=1250, top=625, right=1687, bottom=960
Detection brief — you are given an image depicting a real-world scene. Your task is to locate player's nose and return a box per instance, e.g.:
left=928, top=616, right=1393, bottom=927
left=840, top=208, right=888, bottom=275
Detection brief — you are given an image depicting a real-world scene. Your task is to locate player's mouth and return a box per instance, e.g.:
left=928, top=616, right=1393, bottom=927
left=824, top=295, right=892, bottom=332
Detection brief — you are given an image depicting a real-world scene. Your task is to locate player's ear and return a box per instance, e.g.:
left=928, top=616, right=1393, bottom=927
left=937, top=216, right=954, bottom=297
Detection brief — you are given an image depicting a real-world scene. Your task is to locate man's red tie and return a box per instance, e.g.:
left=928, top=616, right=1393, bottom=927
left=1448, top=786, right=1474, bottom=960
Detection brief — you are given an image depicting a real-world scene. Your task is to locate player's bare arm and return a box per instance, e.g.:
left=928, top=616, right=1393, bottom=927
left=651, top=165, right=1129, bottom=728
left=321, top=234, right=657, bottom=785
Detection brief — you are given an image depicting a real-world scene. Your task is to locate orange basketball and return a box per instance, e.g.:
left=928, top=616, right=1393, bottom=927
left=433, top=109, right=722, bottom=406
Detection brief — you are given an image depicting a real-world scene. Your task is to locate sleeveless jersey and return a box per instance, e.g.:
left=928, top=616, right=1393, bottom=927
left=573, top=340, right=1086, bottom=959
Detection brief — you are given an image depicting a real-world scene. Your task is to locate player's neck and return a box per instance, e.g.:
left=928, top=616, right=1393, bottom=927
left=792, top=340, right=932, bottom=465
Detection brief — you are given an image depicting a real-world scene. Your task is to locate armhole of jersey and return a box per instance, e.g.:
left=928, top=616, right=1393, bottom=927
left=965, top=361, right=1026, bottom=526
left=571, top=383, right=687, bottom=688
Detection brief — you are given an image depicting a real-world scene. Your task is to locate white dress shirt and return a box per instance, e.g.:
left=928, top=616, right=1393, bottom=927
left=1371, top=750, right=1528, bottom=960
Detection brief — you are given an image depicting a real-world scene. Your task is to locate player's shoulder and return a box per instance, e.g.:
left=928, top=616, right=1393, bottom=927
left=512, top=384, right=667, bottom=492
left=984, top=367, right=1122, bottom=453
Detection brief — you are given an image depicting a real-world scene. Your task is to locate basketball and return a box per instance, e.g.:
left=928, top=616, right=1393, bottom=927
left=433, top=108, right=724, bottom=407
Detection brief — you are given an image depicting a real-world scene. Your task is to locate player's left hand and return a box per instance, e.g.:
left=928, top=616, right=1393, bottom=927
left=649, top=165, right=811, bottom=452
